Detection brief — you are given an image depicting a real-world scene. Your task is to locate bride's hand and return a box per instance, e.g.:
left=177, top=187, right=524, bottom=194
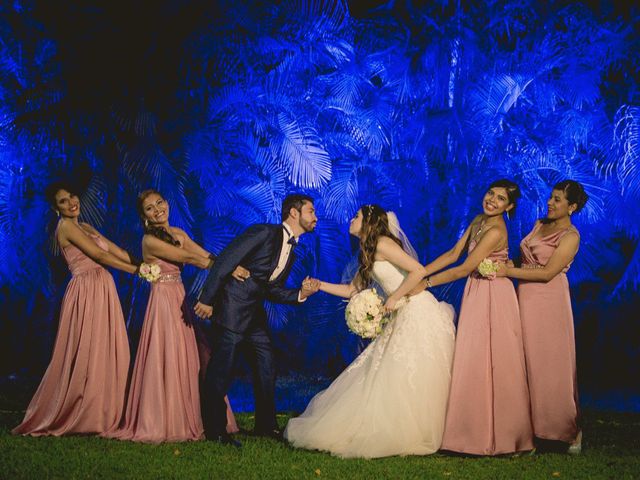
left=383, top=297, right=398, bottom=314
left=408, top=279, right=427, bottom=295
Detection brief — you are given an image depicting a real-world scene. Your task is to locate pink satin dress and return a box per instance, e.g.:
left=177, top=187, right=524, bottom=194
left=441, top=240, right=534, bottom=455
left=108, top=259, right=237, bottom=443
left=13, top=229, right=129, bottom=436
left=518, top=222, right=580, bottom=442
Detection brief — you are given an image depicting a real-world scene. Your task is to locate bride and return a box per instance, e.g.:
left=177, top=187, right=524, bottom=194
left=284, top=205, right=456, bottom=458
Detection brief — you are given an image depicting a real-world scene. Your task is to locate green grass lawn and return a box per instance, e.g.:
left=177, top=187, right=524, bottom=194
left=2, top=411, right=639, bottom=479
left=1, top=382, right=639, bottom=480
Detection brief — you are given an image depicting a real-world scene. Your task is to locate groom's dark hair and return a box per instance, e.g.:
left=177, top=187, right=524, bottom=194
left=282, top=194, right=314, bottom=221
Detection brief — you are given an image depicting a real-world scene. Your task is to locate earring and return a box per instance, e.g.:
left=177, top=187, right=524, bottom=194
left=144, top=219, right=149, bottom=227
left=56, top=210, right=60, bottom=218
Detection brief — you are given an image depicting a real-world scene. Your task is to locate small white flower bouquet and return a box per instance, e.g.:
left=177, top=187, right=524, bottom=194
left=345, top=288, right=388, bottom=339
left=138, top=262, right=161, bottom=283
left=477, top=258, right=499, bottom=279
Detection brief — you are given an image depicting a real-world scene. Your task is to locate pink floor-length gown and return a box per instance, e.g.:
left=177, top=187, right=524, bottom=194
left=518, top=222, right=580, bottom=443
left=13, top=229, right=129, bottom=436
left=441, top=240, right=534, bottom=455
left=108, top=259, right=237, bottom=443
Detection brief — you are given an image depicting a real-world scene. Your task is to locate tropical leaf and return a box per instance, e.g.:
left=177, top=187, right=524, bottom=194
left=274, top=112, right=332, bottom=188
left=322, top=164, right=359, bottom=222
left=611, top=105, right=640, bottom=200
left=1, top=0, right=639, bottom=377
left=78, top=174, right=106, bottom=229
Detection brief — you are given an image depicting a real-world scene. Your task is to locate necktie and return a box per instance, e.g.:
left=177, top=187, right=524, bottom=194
left=287, top=236, right=297, bottom=247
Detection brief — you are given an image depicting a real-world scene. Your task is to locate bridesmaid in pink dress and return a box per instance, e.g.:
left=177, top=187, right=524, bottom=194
left=497, top=180, right=588, bottom=453
left=13, top=182, right=138, bottom=436
left=110, top=189, right=242, bottom=443
left=416, top=179, right=534, bottom=455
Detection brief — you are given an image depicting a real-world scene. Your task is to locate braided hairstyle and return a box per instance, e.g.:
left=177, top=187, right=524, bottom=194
left=136, top=189, right=180, bottom=246
left=354, top=204, right=403, bottom=291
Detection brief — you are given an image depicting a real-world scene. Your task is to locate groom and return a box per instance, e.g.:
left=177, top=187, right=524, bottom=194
left=194, top=194, right=319, bottom=446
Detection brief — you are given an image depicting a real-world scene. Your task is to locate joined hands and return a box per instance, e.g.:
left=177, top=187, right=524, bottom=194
left=495, top=259, right=514, bottom=278
left=300, top=277, right=321, bottom=299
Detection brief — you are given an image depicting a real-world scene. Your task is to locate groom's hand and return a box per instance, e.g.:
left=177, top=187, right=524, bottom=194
left=194, top=301, right=213, bottom=319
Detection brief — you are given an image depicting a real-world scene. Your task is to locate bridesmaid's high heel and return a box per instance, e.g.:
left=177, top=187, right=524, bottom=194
left=568, top=431, right=582, bottom=455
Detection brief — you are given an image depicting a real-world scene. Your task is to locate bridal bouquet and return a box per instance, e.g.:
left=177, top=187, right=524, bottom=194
left=477, top=258, right=499, bottom=279
left=138, top=262, right=161, bottom=283
left=345, top=289, right=387, bottom=339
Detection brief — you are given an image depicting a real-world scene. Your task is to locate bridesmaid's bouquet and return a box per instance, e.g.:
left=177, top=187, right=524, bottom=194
left=138, top=262, right=161, bottom=283
left=345, top=289, right=387, bottom=339
left=477, top=258, right=499, bottom=279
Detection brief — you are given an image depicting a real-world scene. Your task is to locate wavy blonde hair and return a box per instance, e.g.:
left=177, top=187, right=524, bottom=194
left=355, top=204, right=403, bottom=291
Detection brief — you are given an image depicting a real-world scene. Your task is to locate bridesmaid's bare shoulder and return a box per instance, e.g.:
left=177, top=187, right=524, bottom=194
left=79, top=222, right=100, bottom=236
left=561, top=228, right=581, bottom=244
left=168, top=226, right=188, bottom=245
left=470, top=214, right=484, bottom=226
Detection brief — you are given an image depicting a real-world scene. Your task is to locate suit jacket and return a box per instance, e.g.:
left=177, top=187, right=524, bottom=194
left=199, top=223, right=301, bottom=333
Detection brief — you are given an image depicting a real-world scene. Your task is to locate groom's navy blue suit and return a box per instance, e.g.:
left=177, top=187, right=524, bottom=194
left=198, top=223, right=302, bottom=438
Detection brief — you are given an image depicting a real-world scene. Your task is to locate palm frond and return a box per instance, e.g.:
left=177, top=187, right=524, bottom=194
left=274, top=112, right=332, bottom=188
left=78, top=173, right=106, bottom=229
left=612, top=105, right=640, bottom=199
left=322, top=164, right=359, bottom=222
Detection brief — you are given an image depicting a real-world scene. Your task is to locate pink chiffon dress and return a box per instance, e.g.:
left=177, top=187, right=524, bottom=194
left=108, top=259, right=237, bottom=443
left=13, top=229, right=129, bottom=436
left=441, top=239, right=534, bottom=455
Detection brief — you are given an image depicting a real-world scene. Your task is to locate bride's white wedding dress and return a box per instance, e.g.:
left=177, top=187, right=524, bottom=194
left=284, top=260, right=456, bottom=458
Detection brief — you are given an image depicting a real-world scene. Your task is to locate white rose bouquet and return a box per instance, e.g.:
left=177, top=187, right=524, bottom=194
left=345, top=288, right=388, bottom=339
left=138, top=262, right=161, bottom=283
left=477, top=258, right=499, bottom=279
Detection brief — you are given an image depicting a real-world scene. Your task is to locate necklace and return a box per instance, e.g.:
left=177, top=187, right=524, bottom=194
left=472, top=220, right=486, bottom=242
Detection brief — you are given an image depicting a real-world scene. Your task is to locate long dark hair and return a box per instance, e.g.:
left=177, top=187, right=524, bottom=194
left=44, top=181, right=78, bottom=209
left=487, top=179, right=521, bottom=220
left=355, top=204, right=403, bottom=291
left=136, top=189, right=180, bottom=246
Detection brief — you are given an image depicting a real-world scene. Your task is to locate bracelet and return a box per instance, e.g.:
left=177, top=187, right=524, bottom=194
left=425, top=277, right=432, bottom=288
left=207, top=258, right=215, bottom=269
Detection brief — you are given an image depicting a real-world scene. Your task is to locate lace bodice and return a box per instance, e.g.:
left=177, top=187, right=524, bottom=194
left=371, top=261, right=407, bottom=296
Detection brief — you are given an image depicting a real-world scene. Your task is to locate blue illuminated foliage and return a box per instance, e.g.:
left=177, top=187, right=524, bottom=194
left=0, top=0, right=638, bottom=378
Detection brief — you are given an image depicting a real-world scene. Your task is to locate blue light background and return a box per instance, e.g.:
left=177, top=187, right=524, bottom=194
left=0, top=1, right=638, bottom=409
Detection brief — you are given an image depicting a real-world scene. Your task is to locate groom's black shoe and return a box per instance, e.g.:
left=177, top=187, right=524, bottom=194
left=209, top=432, right=242, bottom=448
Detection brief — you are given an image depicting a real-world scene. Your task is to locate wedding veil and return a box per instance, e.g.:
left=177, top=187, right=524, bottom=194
left=386, top=211, right=419, bottom=261
left=341, top=210, right=420, bottom=285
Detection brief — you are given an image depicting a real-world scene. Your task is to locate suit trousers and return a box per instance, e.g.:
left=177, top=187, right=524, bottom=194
left=202, top=321, right=277, bottom=437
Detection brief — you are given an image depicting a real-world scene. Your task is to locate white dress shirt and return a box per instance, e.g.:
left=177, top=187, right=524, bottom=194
left=269, top=222, right=306, bottom=302
left=269, top=223, right=296, bottom=282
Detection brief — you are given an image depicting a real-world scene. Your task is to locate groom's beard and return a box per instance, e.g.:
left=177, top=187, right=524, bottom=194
left=300, top=219, right=317, bottom=233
